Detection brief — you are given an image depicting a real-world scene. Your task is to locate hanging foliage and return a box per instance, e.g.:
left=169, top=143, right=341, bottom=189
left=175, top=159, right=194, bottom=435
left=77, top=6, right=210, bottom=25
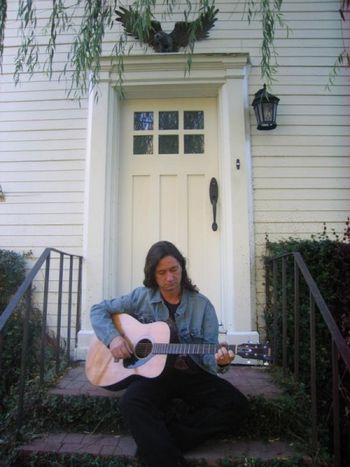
left=246, top=0, right=290, bottom=84
left=0, top=0, right=7, bottom=69
left=0, top=0, right=291, bottom=97
left=327, top=0, right=350, bottom=89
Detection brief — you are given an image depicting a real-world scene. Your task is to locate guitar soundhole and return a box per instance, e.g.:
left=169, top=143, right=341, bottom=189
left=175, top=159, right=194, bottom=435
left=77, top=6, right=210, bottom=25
left=134, top=339, right=153, bottom=359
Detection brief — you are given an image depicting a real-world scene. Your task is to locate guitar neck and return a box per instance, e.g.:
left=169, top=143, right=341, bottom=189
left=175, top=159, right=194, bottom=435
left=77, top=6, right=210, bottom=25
left=152, top=343, right=235, bottom=355
left=149, top=342, right=271, bottom=362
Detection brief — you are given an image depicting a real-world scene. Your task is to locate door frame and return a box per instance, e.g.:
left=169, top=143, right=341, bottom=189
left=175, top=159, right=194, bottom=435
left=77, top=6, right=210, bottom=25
left=77, top=53, right=257, bottom=358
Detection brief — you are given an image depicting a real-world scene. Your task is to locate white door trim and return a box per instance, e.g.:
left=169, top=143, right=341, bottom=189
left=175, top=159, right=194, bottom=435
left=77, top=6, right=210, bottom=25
left=77, top=53, right=257, bottom=359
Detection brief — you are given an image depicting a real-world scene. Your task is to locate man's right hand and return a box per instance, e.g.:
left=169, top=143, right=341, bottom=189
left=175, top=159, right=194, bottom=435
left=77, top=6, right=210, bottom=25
left=109, top=335, right=133, bottom=362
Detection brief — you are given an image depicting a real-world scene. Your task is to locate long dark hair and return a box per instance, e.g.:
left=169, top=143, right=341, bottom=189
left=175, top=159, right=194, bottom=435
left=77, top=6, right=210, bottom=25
left=143, top=241, right=198, bottom=293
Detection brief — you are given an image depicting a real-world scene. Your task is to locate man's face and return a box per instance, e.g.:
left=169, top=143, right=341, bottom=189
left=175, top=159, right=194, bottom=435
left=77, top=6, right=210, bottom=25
left=155, top=255, right=182, bottom=297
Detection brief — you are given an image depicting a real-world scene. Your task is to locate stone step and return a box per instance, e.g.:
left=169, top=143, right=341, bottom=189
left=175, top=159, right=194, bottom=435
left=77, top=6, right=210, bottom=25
left=19, top=432, right=308, bottom=466
left=50, top=362, right=282, bottom=400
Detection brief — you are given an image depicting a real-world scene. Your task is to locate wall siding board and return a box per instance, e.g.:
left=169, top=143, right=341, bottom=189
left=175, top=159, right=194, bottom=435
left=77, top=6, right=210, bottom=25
left=1, top=0, right=349, bottom=337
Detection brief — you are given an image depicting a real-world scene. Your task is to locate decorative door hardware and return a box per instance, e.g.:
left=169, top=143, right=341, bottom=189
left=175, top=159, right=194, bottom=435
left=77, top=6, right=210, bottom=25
left=209, top=178, right=219, bottom=231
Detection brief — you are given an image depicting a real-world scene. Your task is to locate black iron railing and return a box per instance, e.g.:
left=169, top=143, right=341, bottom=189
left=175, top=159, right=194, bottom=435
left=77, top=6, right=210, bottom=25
left=0, top=248, right=83, bottom=430
left=265, top=252, right=350, bottom=466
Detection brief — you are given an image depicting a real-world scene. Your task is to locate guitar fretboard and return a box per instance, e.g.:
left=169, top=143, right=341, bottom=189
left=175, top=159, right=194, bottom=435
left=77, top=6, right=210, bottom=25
left=133, top=341, right=271, bottom=361
left=152, top=343, right=236, bottom=355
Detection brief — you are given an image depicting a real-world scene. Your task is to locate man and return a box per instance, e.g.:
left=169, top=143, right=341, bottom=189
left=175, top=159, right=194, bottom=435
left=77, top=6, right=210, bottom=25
left=90, top=241, right=248, bottom=467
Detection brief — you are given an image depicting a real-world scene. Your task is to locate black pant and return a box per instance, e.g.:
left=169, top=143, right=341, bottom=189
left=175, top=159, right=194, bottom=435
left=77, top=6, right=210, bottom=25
left=119, top=364, right=249, bottom=467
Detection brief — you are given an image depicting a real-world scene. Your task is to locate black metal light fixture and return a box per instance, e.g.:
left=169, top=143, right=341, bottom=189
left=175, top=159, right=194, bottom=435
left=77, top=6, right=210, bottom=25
left=252, top=84, right=280, bottom=130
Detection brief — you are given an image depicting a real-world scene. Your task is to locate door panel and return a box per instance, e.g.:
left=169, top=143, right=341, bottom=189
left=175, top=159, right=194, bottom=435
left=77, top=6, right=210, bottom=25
left=117, top=98, right=221, bottom=322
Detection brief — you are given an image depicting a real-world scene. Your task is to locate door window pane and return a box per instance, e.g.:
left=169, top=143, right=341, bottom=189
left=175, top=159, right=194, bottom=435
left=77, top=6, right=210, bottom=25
left=133, top=135, right=153, bottom=154
left=134, top=112, right=153, bottom=130
left=184, top=135, right=204, bottom=154
left=159, top=111, right=178, bottom=130
left=159, top=135, right=179, bottom=154
left=184, top=111, right=204, bottom=129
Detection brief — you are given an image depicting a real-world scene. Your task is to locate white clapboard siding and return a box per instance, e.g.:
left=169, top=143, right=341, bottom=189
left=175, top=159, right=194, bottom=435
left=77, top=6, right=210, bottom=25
left=1, top=0, right=349, bottom=336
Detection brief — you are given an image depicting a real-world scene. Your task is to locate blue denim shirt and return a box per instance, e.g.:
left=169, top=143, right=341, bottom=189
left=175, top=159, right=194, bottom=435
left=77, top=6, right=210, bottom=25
left=90, top=286, right=221, bottom=375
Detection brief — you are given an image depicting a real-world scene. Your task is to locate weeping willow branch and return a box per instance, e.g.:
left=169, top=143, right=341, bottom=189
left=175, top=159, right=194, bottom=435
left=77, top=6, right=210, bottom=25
left=246, top=0, right=290, bottom=86
left=1, top=0, right=290, bottom=98
left=45, top=0, right=71, bottom=79
left=68, top=0, right=115, bottom=98
left=14, top=0, right=39, bottom=83
left=326, top=0, right=350, bottom=90
left=0, top=0, right=6, bottom=70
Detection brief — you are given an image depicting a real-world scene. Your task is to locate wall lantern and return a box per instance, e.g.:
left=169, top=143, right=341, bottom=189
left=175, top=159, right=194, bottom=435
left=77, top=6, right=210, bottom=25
left=252, top=84, right=280, bottom=130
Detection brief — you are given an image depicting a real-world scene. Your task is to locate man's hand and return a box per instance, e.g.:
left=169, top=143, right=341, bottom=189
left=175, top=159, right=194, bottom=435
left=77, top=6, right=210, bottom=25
left=215, top=343, right=235, bottom=366
left=109, top=335, right=133, bottom=362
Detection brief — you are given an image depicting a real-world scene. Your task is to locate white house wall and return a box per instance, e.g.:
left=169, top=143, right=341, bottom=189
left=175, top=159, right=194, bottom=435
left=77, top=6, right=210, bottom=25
left=0, top=0, right=349, bottom=338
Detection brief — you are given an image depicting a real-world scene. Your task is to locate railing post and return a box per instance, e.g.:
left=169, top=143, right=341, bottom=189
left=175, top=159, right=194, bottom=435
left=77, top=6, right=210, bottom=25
left=40, top=253, right=50, bottom=384
left=331, top=341, right=341, bottom=467
left=0, top=333, right=3, bottom=378
left=16, top=286, right=32, bottom=431
left=309, top=293, right=318, bottom=450
left=67, top=255, right=73, bottom=361
left=272, top=260, right=278, bottom=366
left=75, top=256, right=83, bottom=338
left=56, top=252, right=64, bottom=374
left=293, top=257, right=300, bottom=382
left=281, top=256, right=288, bottom=373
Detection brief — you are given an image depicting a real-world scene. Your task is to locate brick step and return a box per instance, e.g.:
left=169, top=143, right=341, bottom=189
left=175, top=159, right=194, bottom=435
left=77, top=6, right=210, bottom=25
left=19, top=432, right=309, bottom=466
left=49, top=362, right=283, bottom=400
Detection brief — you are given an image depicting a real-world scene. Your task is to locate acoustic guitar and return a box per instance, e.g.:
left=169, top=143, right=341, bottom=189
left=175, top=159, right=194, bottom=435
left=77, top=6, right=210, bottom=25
left=85, top=314, right=272, bottom=389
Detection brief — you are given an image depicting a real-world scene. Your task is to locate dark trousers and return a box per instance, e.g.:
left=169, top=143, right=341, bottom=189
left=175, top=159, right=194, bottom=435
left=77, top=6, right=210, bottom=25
left=119, top=365, right=249, bottom=467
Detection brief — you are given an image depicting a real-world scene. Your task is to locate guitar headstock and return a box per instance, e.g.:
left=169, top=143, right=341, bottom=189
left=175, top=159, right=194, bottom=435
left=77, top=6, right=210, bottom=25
left=236, top=342, right=272, bottom=363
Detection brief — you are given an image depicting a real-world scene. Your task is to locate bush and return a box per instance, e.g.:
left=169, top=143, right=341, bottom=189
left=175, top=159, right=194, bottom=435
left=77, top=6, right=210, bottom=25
left=264, top=221, right=350, bottom=463
left=0, top=304, right=45, bottom=402
left=265, top=222, right=350, bottom=346
left=0, top=249, right=27, bottom=311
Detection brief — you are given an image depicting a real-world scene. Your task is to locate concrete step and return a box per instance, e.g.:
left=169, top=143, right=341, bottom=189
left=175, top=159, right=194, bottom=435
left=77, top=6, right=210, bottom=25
left=19, top=432, right=307, bottom=466
left=49, top=362, right=283, bottom=400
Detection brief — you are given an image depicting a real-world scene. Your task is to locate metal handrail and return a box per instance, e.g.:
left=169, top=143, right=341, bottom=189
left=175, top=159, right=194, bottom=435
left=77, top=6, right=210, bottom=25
left=266, top=251, right=350, bottom=466
left=0, top=248, right=83, bottom=430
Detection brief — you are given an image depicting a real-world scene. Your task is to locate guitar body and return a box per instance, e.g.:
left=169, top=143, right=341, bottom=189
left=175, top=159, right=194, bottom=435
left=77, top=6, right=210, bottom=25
left=85, top=314, right=170, bottom=389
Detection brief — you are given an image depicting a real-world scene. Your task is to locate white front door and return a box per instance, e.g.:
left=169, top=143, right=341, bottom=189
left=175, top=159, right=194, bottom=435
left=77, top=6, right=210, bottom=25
left=117, top=98, right=223, bottom=324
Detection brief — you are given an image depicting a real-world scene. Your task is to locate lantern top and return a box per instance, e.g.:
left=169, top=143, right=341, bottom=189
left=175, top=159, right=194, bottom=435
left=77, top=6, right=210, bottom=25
left=252, top=84, right=280, bottom=106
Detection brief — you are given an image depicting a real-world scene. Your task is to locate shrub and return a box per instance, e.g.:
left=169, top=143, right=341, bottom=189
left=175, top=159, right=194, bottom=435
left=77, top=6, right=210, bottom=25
left=264, top=221, right=350, bottom=463
left=0, top=249, right=27, bottom=311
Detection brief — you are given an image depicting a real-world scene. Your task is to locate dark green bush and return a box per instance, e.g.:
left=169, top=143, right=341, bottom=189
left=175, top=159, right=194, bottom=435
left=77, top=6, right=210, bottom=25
left=0, top=249, right=63, bottom=420
left=0, top=305, right=47, bottom=402
left=0, top=249, right=27, bottom=310
left=264, top=221, right=350, bottom=464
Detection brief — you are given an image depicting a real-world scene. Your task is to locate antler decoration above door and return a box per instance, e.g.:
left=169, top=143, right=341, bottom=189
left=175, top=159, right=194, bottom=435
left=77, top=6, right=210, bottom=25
left=115, top=5, right=219, bottom=53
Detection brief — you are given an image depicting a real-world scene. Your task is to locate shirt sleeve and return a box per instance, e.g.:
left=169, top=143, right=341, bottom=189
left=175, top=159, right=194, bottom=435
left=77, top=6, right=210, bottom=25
left=90, top=293, right=134, bottom=346
left=200, top=298, right=221, bottom=372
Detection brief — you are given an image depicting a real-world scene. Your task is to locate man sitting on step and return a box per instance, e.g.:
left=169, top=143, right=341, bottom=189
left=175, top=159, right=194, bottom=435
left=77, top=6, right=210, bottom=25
left=90, top=240, right=249, bottom=467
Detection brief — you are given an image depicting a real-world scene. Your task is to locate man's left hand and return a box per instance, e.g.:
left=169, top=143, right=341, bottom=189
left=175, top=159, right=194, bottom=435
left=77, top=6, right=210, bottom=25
left=215, top=343, right=235, bottom=366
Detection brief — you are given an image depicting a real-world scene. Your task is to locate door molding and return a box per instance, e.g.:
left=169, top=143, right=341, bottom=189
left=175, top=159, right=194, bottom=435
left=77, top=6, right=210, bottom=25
left=77, top=53, right=256, bottom=358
